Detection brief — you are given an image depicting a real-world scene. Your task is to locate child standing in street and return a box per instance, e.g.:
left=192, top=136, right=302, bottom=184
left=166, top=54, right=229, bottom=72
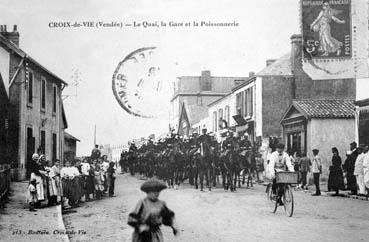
left=311, top=149, right=322, bottom=196
left=107, top=162, right=116, bottom=197
left=94, top=164, right=104, bottom=200
left=128, top=179, right=178, bottom=242
left=27, top=178, right=38, bottom=211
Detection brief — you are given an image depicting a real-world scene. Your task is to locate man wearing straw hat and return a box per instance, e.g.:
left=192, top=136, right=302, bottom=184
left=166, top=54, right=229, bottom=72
left=128, top=179, right=178, bottom=241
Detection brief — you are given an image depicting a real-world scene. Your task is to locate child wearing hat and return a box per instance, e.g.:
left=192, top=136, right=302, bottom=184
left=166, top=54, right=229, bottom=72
left=128, top=179, right=178, bottom=242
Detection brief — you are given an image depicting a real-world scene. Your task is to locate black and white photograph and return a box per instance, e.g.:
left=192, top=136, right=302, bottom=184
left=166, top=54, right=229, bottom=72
left=1, top=0, right=369, bottom=241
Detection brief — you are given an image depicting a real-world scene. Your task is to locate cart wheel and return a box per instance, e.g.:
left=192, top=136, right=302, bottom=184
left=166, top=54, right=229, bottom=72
left=283, top=184, right=294, bottom=217
left=266, top=183, right=277, bottom=213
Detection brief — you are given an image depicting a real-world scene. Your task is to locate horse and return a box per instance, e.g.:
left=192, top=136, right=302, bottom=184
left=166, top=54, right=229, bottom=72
left=221, top=147, right=241, bottom=192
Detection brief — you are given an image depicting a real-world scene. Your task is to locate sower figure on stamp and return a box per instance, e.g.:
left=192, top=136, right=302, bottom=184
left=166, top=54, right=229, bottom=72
left=128, top=179, right=178, bottom=242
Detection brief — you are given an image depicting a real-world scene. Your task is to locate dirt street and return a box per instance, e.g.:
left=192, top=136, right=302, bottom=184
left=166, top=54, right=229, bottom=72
left=63, top=174, right=369, bottom=242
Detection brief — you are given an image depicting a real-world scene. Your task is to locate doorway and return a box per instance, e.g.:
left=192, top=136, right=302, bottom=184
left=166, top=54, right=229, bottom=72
left=26, top=127, right=35, bottom=178
left=287, top=132, right=302, bottom=155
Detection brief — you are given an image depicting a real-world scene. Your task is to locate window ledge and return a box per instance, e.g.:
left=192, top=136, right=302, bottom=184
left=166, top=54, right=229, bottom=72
left=26, top=103, right=33, bottom=109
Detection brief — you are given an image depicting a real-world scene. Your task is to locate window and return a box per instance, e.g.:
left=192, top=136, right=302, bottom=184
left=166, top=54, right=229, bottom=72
left=249, top=86, right=254, bottom=117
left=27, top=72, right=33, bottom=104
left=244, top=86, right=254, bottom=117
left=53, top=86, right=57, bottom=113
left=236, top=93, right=242, bottom=115
left=218, top=109, right=223, bottom=120
left=197, top=95, right=202, bottom=105
left=52, top=133, right=57, bottom=161
left=41, top=78, right=46, bottom=110
left=244, top=89, right=248, bottom=116
left=40, top=130, right=46, bottom=155
left=213, top=111, right=217, bottom=132
left=225, top=106, right=230, bottom=124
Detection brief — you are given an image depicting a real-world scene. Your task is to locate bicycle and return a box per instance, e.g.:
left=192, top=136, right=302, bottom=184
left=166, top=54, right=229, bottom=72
left=266, top=171, right=298, bottom=217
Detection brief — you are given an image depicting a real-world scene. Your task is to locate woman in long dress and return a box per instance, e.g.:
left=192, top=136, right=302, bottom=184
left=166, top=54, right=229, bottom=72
left=128, top=179, right=178, bottom=242
left=328, top=147, right=345, bottom=196
left=310, top=0, right=346, bottom=56
left=29, top=154, right=45, bottom=208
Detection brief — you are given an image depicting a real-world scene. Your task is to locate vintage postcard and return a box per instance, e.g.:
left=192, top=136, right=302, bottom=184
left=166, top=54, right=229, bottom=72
left=1, top=0, right=369, bottom=242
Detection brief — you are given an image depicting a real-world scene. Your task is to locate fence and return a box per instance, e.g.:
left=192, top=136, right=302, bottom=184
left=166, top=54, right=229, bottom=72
left=0, top=165, right=11, bottom=207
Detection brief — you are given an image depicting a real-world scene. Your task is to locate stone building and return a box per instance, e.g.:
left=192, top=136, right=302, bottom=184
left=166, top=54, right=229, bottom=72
left=256, top=34, right=355, bottom=153
left=170, top=70, right=248, bottom=136
left=280, top=99, right=355, bottom=178
left=0, top=73, right=10, bottom=164
left=0, top=25, right=70, bottom=180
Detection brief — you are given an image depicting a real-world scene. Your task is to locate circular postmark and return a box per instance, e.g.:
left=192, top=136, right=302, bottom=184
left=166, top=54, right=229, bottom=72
left=112, top=47, right=163, bottom=118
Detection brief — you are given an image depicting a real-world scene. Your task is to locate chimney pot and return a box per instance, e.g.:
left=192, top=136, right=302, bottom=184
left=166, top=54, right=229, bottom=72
left=13, top=25, right=17, bottom=32
left=4, top=25, right=7, bottom=32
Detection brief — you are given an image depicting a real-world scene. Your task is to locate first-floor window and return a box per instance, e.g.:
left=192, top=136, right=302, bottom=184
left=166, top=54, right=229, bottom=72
left=213, top=111, right=218, bottom=132
left=40, top=130, right=45, bottom=155
left=52, top=133, right=57, bottom=161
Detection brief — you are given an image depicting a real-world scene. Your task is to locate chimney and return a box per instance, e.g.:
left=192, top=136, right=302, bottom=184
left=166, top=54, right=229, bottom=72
left=249, top=71, right=255, bottom=77
left=290, top=34, right=302, bottom=74
left=200, top=70, right=212, bottom=91
left=1, top=25, right=20, bottom=47
left=266, top=59, right=276, bottom=66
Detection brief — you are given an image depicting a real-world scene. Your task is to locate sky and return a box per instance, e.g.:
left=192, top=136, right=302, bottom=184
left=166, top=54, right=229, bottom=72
left=1, top=0, right=368, bottom=156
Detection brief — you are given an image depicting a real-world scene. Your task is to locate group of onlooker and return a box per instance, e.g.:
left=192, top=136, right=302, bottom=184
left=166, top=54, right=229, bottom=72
left=26, top=146, right=117, bottom=211
left=286, top=141, right=369, bottom=197
left=27, top=153, right=62, bottom=211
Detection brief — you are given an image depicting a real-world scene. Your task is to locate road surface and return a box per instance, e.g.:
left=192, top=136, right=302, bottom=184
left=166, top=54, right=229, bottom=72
left=63, top=174, right=369, bottom=242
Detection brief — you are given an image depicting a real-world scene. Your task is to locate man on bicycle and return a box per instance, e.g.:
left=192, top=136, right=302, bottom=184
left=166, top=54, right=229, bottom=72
left=266, top=143, right=295, bottom=204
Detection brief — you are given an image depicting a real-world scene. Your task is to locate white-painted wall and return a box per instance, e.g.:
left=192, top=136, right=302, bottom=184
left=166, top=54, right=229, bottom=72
left=0, top=46, right=10, bottom=96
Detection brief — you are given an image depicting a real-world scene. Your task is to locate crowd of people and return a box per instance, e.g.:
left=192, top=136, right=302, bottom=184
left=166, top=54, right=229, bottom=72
left=26, top=146, right=116, bottom=211
left=279, top=141, right=369, bottom=197
left=120, top=128, right=369, bottom=198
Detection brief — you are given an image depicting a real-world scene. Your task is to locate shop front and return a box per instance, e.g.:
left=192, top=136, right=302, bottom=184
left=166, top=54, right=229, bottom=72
left=355, top=98, right=369, bottom=145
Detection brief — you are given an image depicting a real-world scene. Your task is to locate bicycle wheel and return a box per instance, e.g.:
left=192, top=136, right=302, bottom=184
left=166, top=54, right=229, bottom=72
left=283, top=184, right=294, bottom=217
left=266, top=183, right=277, bottom=213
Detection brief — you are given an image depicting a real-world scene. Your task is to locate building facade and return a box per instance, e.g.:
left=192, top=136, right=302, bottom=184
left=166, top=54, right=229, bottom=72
left=256, top=34, right=355, bottom=153
left=355, top=98, right=369, bottom=146
left=281, top=99, right=355, bottom=179
left=170, top=70, right=248, bottom=135
left=0, top=25, right=68, bottom=180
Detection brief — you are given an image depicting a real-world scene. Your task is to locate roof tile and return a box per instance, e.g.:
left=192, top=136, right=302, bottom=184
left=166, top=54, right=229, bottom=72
left=293, top=99, right=355, bottom=119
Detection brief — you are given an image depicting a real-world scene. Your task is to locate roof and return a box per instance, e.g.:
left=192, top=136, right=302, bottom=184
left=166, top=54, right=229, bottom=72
left=208, top=92, right=232, bottom=107
left=355, top=98, right=369, bottom=107
left=0, top=34, right=68, bottom=86
left=61, top=104, right=68, bottom=129
left=282, top=99, right=355, bottom=121
left=256, top=52, right=293, bottom=77
left=179, top=103, right=208, bottom=127
left=64, top=131, right=80, bottom=142
left=231, top=76, right=256, bottom=92
left=186, top=104, right=209, bottom=125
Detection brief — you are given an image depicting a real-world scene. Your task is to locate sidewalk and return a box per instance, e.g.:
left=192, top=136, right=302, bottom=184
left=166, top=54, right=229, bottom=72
left=0, top=182, right=69, bottom=242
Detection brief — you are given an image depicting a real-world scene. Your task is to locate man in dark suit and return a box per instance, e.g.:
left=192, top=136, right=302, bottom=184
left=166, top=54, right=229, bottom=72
left=343, top=142, right=359, bottom=195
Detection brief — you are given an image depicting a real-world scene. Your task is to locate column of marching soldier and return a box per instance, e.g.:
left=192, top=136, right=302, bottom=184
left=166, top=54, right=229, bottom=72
left=119, top=129, right=263, bottom=192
